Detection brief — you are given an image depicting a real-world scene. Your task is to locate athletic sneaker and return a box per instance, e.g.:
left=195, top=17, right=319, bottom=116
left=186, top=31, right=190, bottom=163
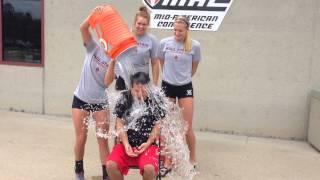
left=75, top=171, right=85, bottom=180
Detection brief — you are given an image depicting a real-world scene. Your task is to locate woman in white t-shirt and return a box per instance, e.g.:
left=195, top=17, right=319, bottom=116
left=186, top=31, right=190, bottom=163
left=115, top=6, right=160, bottom=90
left=158, top=15, right=201, bottom=176
left=72, top=6, right=116, bottom=180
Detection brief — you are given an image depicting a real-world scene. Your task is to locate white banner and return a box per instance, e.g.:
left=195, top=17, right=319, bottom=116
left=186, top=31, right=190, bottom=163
left=142, top=0, right=233, bottom=31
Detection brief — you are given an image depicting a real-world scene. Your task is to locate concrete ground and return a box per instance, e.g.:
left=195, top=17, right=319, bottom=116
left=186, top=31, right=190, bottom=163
left=0, top=110, right=320, bottom=180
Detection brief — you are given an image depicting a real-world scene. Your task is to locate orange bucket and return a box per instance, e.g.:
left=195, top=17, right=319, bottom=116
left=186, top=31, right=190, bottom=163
left=89, top=5, right=137, bottom=59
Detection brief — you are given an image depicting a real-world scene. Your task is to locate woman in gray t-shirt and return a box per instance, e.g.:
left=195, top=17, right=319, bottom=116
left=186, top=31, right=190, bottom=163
left=158, top=16, right=201, bottom=174
left=72, top=6, right=116, bottom=180
left=115, top=6, right=160, bottom=90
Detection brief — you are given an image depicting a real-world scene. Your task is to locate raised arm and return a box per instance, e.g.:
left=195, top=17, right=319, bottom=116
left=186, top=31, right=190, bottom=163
left=80, top=6, right=105, bottom=45
left=80, top=15, right=92, bottom=45
left=104, top=60, right=116, bottom=87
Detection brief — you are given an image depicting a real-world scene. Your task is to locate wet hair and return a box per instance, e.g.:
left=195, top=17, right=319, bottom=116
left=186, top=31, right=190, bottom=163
left=134, top=6, right=150, bottom=24
left=130, top=72, right=150, bottom=87
left=174, top=15, right=192, bottom=52
left=124, top=72, right=150, bottom=108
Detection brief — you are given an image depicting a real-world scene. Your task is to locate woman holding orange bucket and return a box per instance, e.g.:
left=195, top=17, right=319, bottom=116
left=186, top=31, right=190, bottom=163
left=157, top=15, right=202, bottom=176
left=115, top=6, right=160, bottom=90
left=72, top=6, right=116, bottom=180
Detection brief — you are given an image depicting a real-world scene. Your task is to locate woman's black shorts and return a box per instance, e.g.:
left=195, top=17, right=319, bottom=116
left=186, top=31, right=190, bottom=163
left=161, top=81, right=194, bottom=99
left=72, top=95, right=107, bottom=112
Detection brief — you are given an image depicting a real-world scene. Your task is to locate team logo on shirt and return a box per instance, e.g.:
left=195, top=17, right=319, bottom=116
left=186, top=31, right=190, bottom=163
left=93, top=54, right=108, bottom=68
left=137, top=42, right=149, bottom=48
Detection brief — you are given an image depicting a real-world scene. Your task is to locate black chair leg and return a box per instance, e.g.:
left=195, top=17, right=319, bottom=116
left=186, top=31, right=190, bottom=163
left=157, top=133, right=162, bottom=180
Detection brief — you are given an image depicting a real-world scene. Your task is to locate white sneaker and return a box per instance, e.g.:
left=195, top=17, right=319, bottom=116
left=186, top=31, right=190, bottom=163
left=75, top=172, right=85, bottom=180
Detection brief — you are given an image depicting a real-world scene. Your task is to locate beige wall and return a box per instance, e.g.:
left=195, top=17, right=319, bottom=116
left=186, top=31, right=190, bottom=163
left=0, top=65, right=43, bottom=113
left=1, top=0, right=320, bottom=139
left=190, top=0, right=320, bottom=139
left=308, top=90, right=320, bottom=151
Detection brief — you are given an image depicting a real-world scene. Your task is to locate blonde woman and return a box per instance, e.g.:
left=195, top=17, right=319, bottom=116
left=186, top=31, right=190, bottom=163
left=157, top=15, right=201, bottom=176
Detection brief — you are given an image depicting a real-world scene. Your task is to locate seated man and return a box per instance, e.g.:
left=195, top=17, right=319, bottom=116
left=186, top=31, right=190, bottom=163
left=106, top=72, right=165, bottom=180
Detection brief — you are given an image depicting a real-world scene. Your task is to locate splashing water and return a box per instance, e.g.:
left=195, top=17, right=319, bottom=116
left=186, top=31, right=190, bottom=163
left=82, top=47, right=197, bottom=179
left=115, top=46, right=137, bottom=89
left=148, top=85, right=197, bottom=180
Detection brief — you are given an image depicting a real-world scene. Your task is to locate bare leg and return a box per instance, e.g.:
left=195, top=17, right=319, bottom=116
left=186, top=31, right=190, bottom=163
left=178, top=97, right=196, bottom=164
left=106, top=161, right=124, bottom=180
left=72, top=108, right=90, bottom=161
left=163, top=98, right=176, bottom=168
left=143, top=164, right=156, bottom=180
left=93, top=110, right=110, bottom=165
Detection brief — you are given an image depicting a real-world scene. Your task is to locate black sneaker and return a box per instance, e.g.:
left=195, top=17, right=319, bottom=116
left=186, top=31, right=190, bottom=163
left=159, top=166, right=172, bottom=177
